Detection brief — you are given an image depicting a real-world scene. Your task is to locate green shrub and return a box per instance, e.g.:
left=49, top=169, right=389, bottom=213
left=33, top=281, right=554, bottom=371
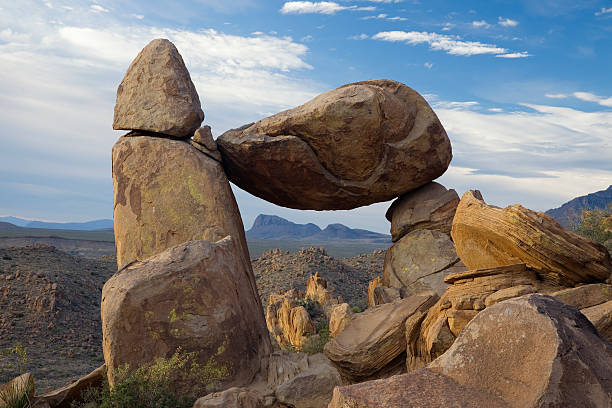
left=574, top=205, right=612, bottom=252
left=301, top=322, right=330, bottom=355
left=0, top=343, right=28, bottom=383
left=295, top=299, right=323, bottom=317
left=351, top=305, right=362, bottom=313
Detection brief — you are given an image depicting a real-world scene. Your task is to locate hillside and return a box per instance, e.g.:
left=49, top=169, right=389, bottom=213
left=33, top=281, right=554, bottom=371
left=546, top=185, right=612, bottom=228
left=0, top=217, right=114, bottom=231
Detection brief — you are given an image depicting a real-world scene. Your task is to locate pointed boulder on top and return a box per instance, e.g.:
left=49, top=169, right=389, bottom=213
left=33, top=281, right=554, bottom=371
left=113, top=38, right=204, bottom=138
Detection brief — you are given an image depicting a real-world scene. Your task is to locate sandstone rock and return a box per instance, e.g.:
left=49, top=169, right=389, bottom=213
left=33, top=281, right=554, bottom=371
left=452, top=190, right=612, bottom=286
left=217, top=79, right=452, bottom=210
left=371, top=286, right=401, bottom=306
left=383, top=229, right=461, bottom=297
left=305, top=272, right=341, bottom=310
left=0, top=373, right=34, bottom=406
left=266, top=350, right=310, bottom=389
left=428, top=294, right=612, bottom=407
left=367, top=277, right=382, bottom=308
left=328, top=368, right=508, bottom=408
left=329, top=303, right=352, bottom=338
left=324, top=294, right=438, bottom=381
left=192, top=126, right=222, bottom=162
left=552, top=283, right=612, bottom=309
left=112, top=136, right=250, bottom=270
left=113, top=39, right=203, bottom=138
left=193, top=387, right=263, bottom=408
left=582, top=300, right=612, bottom=342
left=484, top=284, right=537, bottom=307
left=35, top=365, right=106, bottom=408
left=101, top=238, right=271, bottom=397
left=409, top=264, right=540, bottom=368
left=385, top=182, right=459, bottom=241
left=275, top=353, right=343, bottom=408
left=266, top=290, right=315, bottom=350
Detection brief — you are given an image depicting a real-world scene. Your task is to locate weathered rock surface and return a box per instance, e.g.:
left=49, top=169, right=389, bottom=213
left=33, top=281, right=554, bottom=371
left=409, top=264, right=540, bottom=369
left=266, top=289, right=315, bottom=350
left=101, top=238, right=271, bottom=396
left=329, top=303, right=352, bottom=338
left=383, top=229, right=462, bottom=297
left=35, top=365, right=106, bottom=408
left=192, top=387, right=263, bottom=408
left=582, top=300, right=612, bottom=342
left=305, top=272, right=341, bottom=312
left=385, top=182, right=459, bottom=241
left=1, top=373, right=34, bottom=406
left=370, top=285, right=401, bottom=306
left=112, top=136, right=250, bottom=270
left=552, top=284, right=612, bottom=310
left=325, top=293, right=438, bottom=381
left=191, top=126, right=222, bottom=162
left=367, top=277, right=383, bottom=308
left=217, top=79, right=452, bottom=210
left=113, top=39, right=204, bottom=138
left=452, top=190, right=612, bottom=286
left=428, top=294, right=612, bottom=407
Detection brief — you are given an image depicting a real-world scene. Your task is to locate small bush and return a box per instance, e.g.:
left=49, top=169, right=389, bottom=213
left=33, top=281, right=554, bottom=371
left=0, top=379, right=33, bottom=408
left=301, top=322, right=330, bottom=355
left=351, top=305, right=362, bottom=313
left=0, top=343, right=28, bottom=383
left=574, top=206, right=612, bottom=252
left=296, top=299, right=323, bottom=317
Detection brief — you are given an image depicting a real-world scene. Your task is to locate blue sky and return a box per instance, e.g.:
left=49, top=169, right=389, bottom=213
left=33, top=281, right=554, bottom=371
left=0, top=0, right=611, bottom=233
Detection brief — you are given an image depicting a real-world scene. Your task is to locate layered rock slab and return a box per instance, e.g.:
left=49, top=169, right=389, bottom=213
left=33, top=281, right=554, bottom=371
left=101, top=238, right=271, bottom=397
left=217, top=79, right=452, bottom=210
left=113, top=39, right=204, bottom=138
left=112, top=136, right=250, bottom=270
left=451, top=190, right=612, bottom=286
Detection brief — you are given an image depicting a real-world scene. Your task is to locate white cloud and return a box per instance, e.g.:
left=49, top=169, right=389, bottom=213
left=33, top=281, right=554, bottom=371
left=573, top=91, right=612, bottom=107
left=90, top=4, right=109, bottom=13
left=472, top=20, right=491, bottom=28
left=545, top=93, right=568, bottom=99
left=498, top=17, right=519, bottom=27
left=361, top=13, right=406, bottom=21
left=424, top=62, right=433, bottom=69
left=388, top=16, right=407, bottom=21
left=441, top=23, right=455, bottom=31
left=280, top=1, right=375, bottom=14
left=496, top=51, right=531, bottom=58
left=349, top=33, right=369, bottom=40
left=595, top=7, right=612, bottom=15
left=362, top=13, right=387, bottom=19
left=433, top=101, right=479, bottom=109
left=488, top=108, right=503, bottom=112
left=372, top=30, right=514, bottom=56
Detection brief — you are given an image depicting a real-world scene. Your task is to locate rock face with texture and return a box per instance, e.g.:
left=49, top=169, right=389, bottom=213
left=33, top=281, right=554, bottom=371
left=266, top=289, right=315, bottom=350
left=35, top=365, right=106, bottom=408
left=329, top=303, right=352, bottom=338
left=383, top=229, right=462, bottom=297
left=305, top=272, right=341, bottom=311
left=325, top=294, right=438, bottom=380
left=192, top=387, right=263, bottom=408
left=217, top=79, right=452, bottom=210
left=112, top=136, right=250, bottom=270
left=452, top=190, right=612, bottom=286
left=552, top=284, right=612, bottom=341
left=113, top=39, right=204, bottom=138
left=101, top=238, right=271, bottom=397
left=582, top=301, right=612, bottom=341
left=385, top=182, right=459, bottom=241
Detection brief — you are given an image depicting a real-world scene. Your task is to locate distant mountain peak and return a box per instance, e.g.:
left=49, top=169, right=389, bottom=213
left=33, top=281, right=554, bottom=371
left=546, top=185, right=612, bottom=229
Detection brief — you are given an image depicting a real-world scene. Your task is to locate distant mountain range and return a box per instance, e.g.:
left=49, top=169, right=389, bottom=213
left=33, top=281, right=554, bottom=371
left=546, top=185, right=612, bottom=229
left=246, top=214, right=390, bottom=242
left=0, top=217, right=114, bottom=231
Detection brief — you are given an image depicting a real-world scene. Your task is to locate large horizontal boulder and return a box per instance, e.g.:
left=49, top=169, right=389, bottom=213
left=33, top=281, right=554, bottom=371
left=217, top=79, right=452, bottom=210
left=451, top=190, right=612, bottom=286
left=101, top=238, right=271, bottom=397
left=35, top=365, right=106, bottom=408
left=113, top=39, right=204, bottom=138
left=385, top=182, right=459, bottom=241
left=112, top=136, right=251, bottom=271
left=324, top=293, right=438, bottom=381
left=383, top=229, right=462, bottom=297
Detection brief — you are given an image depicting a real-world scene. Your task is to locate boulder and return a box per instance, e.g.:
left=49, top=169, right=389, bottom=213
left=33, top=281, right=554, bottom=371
left=35, top=365, right=105, bottom=408
left=451, top=190, right=612, bottom=286
left=367, top=277, right=383, bottom=308
left=428, top=294, right=612, bottom=407
left=383, top=229, right=462, bottom=296
left=582, top=300, right=612, bottom=342
left=112, top=136, right=250, bottom=270
left=266, top=290, right=315, bottom=350
left=0, top=373, right=34, bottom=406
left=305, top=272, right=341, bottom=311
left=385, top=182, right=459, bottom=241
left=217, top=79, right=452, bottom=210
left=552, top=284, right=612, bottom=309
left=324, top=294, right=438, bottom=381
left=191, top=126, right=222, bottom=162
left=192, top=387, right=263, bottom=408
left=101, top=238, right=271, bottom=397
left=113, top=39, right=204, bottom=138
left=329, top=303, right=352, bottom=338
left=371, top=286, right=401, bottom=306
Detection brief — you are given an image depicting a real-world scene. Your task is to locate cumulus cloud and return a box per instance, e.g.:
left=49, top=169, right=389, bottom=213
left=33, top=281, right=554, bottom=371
left=280, top=1, right=375, bottom=14
left=498, top=17, right=519, bottom=26
left=472, top=20, right=491, bottom=28
left=573, top=91, right=612, bottom=107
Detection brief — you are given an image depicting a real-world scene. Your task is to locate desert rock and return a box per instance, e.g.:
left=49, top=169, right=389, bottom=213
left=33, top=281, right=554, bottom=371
left=35, top=365, right=106, bottom=408
left=451, top=190, right=612, bottom=286
left=101, top=238, right=271, bottom=397
left=329, top=303, right=352, bottom=338
left=385, top=182, right=459, bottom=241
left=113, top=39, right=204, bottom=138
left=582, top=300, right=612, bottom=342
left=266, top=289, right=315, bottom=350
left=552, top=283, right=612, bottom=309
left=192, top=387, right=263, bottom=408
left=217, top=79, right=452, bottom=210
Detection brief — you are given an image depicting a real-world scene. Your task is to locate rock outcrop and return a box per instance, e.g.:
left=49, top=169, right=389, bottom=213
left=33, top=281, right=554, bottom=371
left=101, top=238, right=271, bottom=397
left=385, top=182, right=459, bottom=241
left=383, top=229, right=463, bottom=297
left=329, top=303, right=352, bottom=338
left=113, top=39, right=204, bottom=138
left=305, top=272, right=341, bottom=312
left=265, top=289, right=315, bottom=350
left=324, top=294, right=438, bottom=381
left=451, top=190, right=612, bottom=286
left=34, top=365, right=106, bottom=408
left=217, top=79, right=452, bottom=210
left=112, top=136, right=250, bottom=270
left=553, top=284, right=612, bottom=342
left=192, top=387, right=263, bottom=408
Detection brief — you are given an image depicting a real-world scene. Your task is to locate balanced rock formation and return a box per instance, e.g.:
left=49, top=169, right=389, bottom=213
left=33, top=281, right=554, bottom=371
left=266, top=289, right=315, bottom=350
left=324, top=293, right=438, bottom=381
left=101, top=238, right=271, bottom=396
left=383, top=229, right=464, bottom=297
left=112, top=136, right=250, bottom=270
left=409, top=264, right=540, bottom=369
left=217, top=79, right=452, bottom=210
left=113, top=39, right=204, bottom=138
left=330, top=294, right=612, bottom=407
left=385, top=182, right=459, bottom=241
left=452, top=190, right=612, bottom=286
left=191, top=126, right=222, bottom=162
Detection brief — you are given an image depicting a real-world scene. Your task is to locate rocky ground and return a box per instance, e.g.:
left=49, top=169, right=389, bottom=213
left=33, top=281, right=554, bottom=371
left=0, top=244, right=384, bottom=392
